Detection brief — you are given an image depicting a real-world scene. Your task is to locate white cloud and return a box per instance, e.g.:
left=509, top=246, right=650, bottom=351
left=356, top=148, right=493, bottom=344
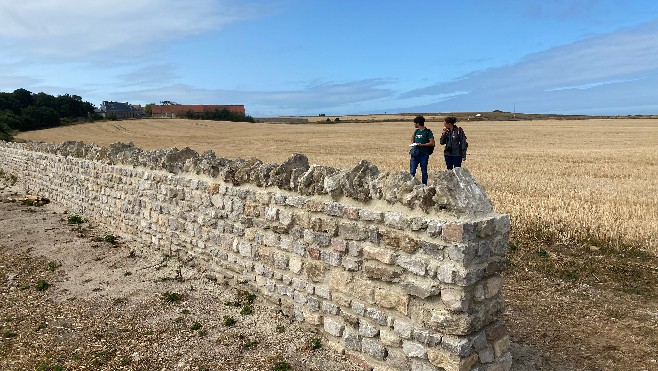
left=398, top=20, right=658, bottom=114
left=109, top=79, right=396, bottom=115
left=0, top=0, right=273, bottom=59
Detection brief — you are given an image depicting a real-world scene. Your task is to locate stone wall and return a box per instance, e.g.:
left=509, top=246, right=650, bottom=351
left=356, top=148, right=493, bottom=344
left=0, top=141, right=512, bottom=371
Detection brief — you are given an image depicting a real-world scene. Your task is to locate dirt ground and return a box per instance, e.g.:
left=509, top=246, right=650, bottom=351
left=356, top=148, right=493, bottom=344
left=1, top=183, right=657, bottom=370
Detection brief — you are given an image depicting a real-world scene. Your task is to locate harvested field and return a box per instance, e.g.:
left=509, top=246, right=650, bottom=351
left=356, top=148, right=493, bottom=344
left=17, top=117, right=658, bottom=253
left=7, top=116, right=658, bottom=370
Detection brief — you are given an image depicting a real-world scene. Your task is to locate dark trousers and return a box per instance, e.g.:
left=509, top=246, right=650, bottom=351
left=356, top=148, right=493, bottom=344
left=445, top=155, right=463, bottom=170
left=410, top=153, right=430, bottom=184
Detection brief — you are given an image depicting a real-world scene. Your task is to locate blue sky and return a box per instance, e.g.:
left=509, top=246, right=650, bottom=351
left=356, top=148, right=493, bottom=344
left=1, top=0, right=658, bottom=116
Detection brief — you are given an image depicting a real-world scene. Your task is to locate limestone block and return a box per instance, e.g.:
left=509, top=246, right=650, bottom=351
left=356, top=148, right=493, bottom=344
left=361, top=338, right=387, bottom=361
left=396, top=255, right=427, bottom=276
left=380, top=328, right=402, bottom=347
left=331, top=237, right=347, bottom=252
left=363, top=245, right=397, bottom=265
left=322, top=301, right=341, bottom=315
left=364, top=261, right=404, bottom=283
left=382, top=230, right=421, bottom=254
left=410, top=217, right=428, bottom=231
left=315, top=286, right=331, bottom=300
left=402, top=340, right=428, bottom=359
left=343, top=327, right=362, bottom=351
left=342, top=256, right=362, bottom=272
left=427, top=346, right=479, bottom=371
left=324, top=316, right=345, bottom=337
left=492, top=335, right=510, bottom=358
left=305, top=261, right=327, bottom=283
left=384, top=212, right=409, bottom=230
left=358, top=319, right=380, bottom=338
left=359, top=209, right=384, bottom=222
left=321, top=250, right=342, bottom=267
left=393, top=319, right=414, bottom=339
left=400, top=276, right=441, bottom=299
left=441, top=287, right=470, bottom=312
left=343, top=206, right=361, bottom=220
left=325, top=202, right=344, bottom=217
left=442, top=223, right=464, bottom=242
left=410, top=360, right=439, bottom=371
left=339, top=222, right=369, bottom=241
left=412, top=329, right=442, bottom=347
left=329, top=270, right=355, bottom=294
left=383, top=348, right=410, bottom=370
left=374, top=288, right=409, bottom=315
left=365, top=306, right=388, bottom=325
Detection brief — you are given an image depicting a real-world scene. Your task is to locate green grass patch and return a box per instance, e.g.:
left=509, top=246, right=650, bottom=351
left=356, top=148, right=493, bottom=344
left=35, top=280, right=50, bottom=291
left=161, top=291, right=184, bottom=303
left=67, top=214, right=84, bottom=224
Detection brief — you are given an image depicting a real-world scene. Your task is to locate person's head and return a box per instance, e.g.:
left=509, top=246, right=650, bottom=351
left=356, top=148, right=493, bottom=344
left=413, top=115, right=425, bottom=128
left=444, top=116, right=457, bottom=130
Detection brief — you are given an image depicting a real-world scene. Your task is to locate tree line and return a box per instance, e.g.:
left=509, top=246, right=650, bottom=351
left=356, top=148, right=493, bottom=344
left=0, top=88, right=96, bottom=140
left=184, top=108, right=255, bottom=123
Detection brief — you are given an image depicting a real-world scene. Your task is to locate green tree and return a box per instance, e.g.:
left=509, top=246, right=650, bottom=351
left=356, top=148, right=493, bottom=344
left=12, top=88, right=34, bottom=109
left=144, top=103, right=154, bottom=117
left=20, top=106, right=60, bottom=130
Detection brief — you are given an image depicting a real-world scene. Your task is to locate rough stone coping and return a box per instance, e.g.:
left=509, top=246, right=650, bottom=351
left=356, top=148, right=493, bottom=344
left=1, top=141, right=493, bottom=216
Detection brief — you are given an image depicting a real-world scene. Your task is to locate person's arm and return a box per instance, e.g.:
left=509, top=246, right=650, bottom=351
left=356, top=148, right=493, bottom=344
left=439, top=130, right=448, bottom=145
left=421, top=138, right=435, bottom=147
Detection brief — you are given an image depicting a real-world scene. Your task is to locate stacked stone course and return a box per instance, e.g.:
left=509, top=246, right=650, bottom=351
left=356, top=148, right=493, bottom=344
left=0, top=141, right=512, bottom=371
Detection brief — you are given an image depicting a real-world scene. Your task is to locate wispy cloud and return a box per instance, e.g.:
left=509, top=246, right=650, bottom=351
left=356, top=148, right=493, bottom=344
left=0, top=0, right=279, bottom=60
left=116, top=64, right=180, bottom=87
left=111, top=79, right=396, bottom=115
left=398, top=20, right=658, bottom=114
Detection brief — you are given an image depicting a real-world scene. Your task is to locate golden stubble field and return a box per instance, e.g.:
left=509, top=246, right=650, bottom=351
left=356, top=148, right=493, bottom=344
left=18, top=117, right=658, bottom=253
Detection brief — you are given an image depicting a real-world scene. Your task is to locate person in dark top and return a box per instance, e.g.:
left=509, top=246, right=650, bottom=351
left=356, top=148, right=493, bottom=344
left=409, top=115, right=435, bottom=185
left=439, top=116, right=467, bottom=170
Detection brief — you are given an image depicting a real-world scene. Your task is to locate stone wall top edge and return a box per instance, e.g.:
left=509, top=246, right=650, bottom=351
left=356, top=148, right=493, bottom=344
left=0, top=140, right=496, bottom=218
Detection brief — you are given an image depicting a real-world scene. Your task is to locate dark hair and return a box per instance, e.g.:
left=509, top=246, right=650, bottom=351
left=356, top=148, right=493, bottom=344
left=413, top=115, right=425, bottom=126
left=444, top=116, right=457, bottom=125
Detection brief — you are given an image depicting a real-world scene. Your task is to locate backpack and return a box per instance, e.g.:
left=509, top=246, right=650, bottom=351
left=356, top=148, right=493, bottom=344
left=459, top=127, right=468, bottom=152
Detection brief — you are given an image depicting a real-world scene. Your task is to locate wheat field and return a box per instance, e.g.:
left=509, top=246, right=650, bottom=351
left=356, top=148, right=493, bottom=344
left=17, top=118, right=658, bottom=252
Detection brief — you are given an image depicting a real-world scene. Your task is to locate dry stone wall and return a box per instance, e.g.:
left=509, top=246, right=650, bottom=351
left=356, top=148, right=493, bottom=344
left=0, top=141, right=512, bottom=371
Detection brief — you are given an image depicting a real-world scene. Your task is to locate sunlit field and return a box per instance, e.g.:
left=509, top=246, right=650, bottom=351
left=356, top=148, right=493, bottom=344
left=18, top=118, right=658, bottom=252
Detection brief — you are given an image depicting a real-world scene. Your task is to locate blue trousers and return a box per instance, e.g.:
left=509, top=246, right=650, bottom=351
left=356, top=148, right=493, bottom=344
left=445, top=155, right=463, bottom=170
left=410, top=153, right=430, bottom=184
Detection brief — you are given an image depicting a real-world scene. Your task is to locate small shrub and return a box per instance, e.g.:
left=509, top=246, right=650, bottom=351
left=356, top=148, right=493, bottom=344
left=161, top=291, right=184, bottom=303
left=67, top=214, right=84, bottom=224
left=2, top=331, right=17, bottom=338
left=273, top=361, right=292, bottom=371
left=240, top=305, right=253, bottom=315
left=223, top=316, right=236, bottom=326
left=310, top=337, right=322, bottom=350
left=242, top=338, right=258, bottom=348
left=190, top=322, right=202, bottom=331
left=276, top=324, right=285, bottom=333
left=47, top=261, right=58, bottom=271
left=35, top=280, right=50, bottom=291
left=103, top=234, right=117, bottom=244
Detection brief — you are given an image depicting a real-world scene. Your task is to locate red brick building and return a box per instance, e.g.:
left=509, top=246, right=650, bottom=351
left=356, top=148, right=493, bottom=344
left=151, top=105, right=245, bottom=118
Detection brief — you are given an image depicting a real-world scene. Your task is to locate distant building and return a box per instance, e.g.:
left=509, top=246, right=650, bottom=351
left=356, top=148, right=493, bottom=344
left=151, top=105, right=245, bottom=118
left=99, top=101, right=145, bottom=119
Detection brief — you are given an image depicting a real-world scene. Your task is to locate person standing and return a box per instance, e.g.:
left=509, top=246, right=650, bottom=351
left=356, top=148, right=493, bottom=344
left=439, top=116, right=467, bottom=170
left=409, top=115, right=435, bottom=185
